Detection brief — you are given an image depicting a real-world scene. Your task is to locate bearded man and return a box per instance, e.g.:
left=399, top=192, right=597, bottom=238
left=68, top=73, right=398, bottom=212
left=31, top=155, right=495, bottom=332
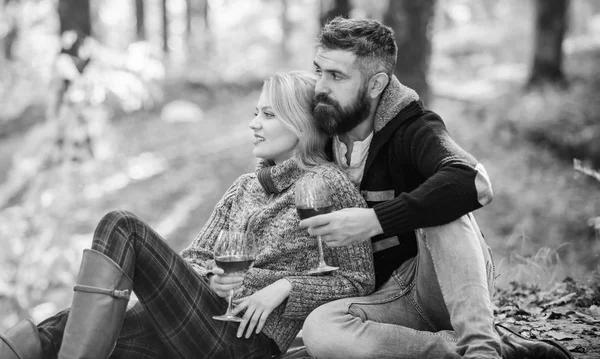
left=299, top=17, right=573, bottom=359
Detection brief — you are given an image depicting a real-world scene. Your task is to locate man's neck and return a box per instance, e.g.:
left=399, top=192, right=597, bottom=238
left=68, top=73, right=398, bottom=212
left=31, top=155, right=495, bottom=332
left=337, top=115, right=373, bottom=165
left=339, top=96, right=379, bottom=145
left=338, top=97, right=380, bottom=164
left=340, top=117, right=373, bottom=144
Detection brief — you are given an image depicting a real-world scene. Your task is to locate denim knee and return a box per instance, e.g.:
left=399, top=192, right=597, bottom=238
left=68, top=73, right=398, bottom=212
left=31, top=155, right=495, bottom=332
left=303, top=304, right=337, bottom=357
left=303, top=301, right=357, bottom=358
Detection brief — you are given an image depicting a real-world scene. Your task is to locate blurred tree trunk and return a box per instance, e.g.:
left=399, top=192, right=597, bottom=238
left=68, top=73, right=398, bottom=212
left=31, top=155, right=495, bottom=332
left=528, top=0, right=569, bottom=88
left=185, top=0, right=192, bottom=38
left=2, top=0, right=18, bottom=61
left=58, top=0, right=91, bottom=36
left=198, top=0, right=211, bottom=55
left=201, top=0, right=209, bottom=32
left=384, top=0, right=436, bottom=105
left=0, top=0, right=19, bottom=60
left=281, top=0, right=291, bottom=60
left=3, top=24, right=17, bottom=60
left=320, top=0, right=351, bottom=27
left=135, top=0, right=146, bottom=40
left=162, top=0, right=169, bottom=52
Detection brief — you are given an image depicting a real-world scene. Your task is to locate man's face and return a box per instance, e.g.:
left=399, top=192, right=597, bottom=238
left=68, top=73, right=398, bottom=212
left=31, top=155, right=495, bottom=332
left=313, top=48, right=371, bottom=136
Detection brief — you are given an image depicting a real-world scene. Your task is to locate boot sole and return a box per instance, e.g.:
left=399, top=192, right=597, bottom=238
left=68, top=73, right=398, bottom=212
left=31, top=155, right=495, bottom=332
left=496, top=323, right=574, bottom=359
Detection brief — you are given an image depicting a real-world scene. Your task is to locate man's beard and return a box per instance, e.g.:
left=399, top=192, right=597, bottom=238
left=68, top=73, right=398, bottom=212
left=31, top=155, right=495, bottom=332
left=313, top=84, right=371, bottom=136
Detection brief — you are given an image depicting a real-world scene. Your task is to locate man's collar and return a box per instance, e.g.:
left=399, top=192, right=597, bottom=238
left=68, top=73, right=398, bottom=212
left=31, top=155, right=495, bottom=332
left=372, top=76, right=420, bottom=133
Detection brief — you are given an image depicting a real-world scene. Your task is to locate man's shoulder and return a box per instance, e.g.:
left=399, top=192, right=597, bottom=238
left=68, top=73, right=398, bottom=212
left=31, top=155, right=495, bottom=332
left=389, top=107, right=446, bottom=137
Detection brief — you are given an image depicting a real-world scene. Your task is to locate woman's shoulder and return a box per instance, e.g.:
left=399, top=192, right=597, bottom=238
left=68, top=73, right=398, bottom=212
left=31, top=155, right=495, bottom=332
left=305, top=163, right=366, bottom=208
left=228, top=172, right=257, bottom=190
left=305, top=163, right=354, bottom=188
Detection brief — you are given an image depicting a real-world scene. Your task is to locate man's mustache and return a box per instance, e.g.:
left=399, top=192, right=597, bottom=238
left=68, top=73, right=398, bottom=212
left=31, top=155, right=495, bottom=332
left=314, top=93, right=338, bottom=107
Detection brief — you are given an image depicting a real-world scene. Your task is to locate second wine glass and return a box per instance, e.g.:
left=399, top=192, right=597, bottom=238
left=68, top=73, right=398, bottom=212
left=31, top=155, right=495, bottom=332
left=212, top=230, right=256, bottom=322
left=295, top=175, right=339, bottom=274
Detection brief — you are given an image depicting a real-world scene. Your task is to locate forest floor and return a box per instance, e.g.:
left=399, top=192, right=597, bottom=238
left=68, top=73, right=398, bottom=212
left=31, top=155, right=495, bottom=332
left=494, top=277, right=600, bottom=358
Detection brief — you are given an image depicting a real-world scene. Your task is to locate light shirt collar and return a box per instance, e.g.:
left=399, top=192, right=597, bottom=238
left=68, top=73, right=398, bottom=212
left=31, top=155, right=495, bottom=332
left=333, top=132, right=373, bottom=188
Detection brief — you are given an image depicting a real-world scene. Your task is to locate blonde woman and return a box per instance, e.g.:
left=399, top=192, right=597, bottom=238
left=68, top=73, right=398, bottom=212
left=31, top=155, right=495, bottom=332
left=1, top=71, right=374, bottom=359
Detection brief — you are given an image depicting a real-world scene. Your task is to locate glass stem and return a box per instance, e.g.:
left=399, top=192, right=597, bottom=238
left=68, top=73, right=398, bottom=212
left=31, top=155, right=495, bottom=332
left=317, top=235, right=327, bottom=268
left=226, top=289, right=235, bottom=316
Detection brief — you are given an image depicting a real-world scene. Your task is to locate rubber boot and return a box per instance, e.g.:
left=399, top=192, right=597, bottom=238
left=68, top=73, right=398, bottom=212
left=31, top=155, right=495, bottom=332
left=57, top=249, right=133, bottom=359
left=0, top=319, right=42, bottom=359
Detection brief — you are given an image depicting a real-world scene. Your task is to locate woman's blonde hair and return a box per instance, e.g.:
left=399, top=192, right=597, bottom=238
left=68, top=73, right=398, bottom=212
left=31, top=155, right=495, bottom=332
left=262, top=71, right=329, bottom=169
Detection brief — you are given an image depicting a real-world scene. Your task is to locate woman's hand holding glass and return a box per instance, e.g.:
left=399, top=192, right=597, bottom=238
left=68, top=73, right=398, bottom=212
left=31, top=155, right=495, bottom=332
left=208, top=267, right=244, bottom=298
left=211, top=230, right=256, bottom=322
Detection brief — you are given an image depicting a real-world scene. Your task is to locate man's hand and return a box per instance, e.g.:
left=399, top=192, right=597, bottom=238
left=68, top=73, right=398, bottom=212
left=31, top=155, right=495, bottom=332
left=231, top=279, right=292, bottom=338
left=299, top=208, right=383, bottom=247
left=208, top=267, right=244, bottom=298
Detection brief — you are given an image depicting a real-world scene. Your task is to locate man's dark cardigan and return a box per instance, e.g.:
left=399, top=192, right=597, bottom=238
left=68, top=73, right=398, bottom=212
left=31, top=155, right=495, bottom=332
left=327, top=77, right=494, bottom=288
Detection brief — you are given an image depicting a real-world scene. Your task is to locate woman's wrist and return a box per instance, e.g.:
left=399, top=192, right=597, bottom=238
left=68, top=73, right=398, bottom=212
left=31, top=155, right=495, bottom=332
left=276, top=278, right=293, bottom=297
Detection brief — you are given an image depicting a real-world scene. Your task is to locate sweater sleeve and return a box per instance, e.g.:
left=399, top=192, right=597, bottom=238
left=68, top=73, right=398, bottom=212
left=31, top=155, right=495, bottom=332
left=277, top=169, right=375, bottom=319
left=374, top=113, right=493, bottom=236
left=179, top=175, right=245, bottom=278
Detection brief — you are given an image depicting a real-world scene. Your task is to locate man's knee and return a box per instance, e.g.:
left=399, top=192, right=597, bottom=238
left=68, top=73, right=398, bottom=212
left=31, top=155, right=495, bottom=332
left=302, top=302, right=348, bottom=358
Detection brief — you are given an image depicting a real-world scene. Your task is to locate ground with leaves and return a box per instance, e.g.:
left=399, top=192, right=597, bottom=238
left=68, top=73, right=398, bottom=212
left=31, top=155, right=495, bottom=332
left=494, top=277, right=600, bottom=358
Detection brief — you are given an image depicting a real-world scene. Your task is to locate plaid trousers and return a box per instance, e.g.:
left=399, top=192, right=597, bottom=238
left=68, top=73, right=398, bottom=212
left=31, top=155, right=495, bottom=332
left=37, top=210, right=278, bottom=359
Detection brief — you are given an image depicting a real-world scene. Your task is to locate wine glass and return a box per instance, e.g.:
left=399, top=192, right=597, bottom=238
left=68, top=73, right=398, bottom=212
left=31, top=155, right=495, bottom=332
left=295, top=175, right=339, bottom=274
left=212, top=229, right=256, bottom=322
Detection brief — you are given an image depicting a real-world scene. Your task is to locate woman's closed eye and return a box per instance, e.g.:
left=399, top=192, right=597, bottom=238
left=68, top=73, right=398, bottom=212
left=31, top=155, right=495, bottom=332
left=254, top=110, right=275, bottom=118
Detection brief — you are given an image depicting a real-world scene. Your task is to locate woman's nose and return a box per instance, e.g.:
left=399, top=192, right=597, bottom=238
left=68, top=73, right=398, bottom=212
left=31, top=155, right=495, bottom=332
left=249, top=116, right=261, bottom=129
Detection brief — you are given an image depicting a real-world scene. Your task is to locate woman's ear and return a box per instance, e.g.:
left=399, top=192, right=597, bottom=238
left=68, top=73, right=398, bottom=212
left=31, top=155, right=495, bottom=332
left=368, top=73, right=389, bottom=100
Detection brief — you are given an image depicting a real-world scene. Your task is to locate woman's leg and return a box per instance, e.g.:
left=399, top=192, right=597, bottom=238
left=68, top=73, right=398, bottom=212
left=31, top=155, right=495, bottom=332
left=38, top=302, right=167, bottom=359
left=86, top=210, right=276, bottom=359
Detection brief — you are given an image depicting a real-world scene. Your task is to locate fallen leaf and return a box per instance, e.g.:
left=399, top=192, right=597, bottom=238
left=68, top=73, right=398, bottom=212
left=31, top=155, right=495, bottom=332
left=544, top=330, right=578, bottom=341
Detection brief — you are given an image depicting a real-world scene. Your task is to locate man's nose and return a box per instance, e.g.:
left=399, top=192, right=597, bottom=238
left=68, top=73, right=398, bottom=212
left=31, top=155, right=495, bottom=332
left=315, top=77, right=328, bottom=96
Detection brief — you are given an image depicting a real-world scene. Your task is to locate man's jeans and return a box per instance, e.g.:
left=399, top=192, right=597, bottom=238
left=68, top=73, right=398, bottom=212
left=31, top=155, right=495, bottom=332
left=302, top=214, right=501, bottom=359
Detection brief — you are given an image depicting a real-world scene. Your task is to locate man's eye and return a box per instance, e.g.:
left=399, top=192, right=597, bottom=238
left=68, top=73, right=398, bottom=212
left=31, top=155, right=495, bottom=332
left=332, top=73, right=341, bottom=80
left=315, top=68, right=322, bottom=77
left=253, top=112, right=258, bottom=117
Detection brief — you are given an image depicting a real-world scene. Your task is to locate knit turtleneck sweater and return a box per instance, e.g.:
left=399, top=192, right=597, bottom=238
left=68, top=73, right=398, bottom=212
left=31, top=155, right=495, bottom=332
left=180, top=158, right=375, bottom=353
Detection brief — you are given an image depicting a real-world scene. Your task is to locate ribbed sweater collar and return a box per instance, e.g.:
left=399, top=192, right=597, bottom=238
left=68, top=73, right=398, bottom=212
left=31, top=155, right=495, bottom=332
left=373, top=75, right=420, bottom=133
left=256, top=158, right=304, bottom=195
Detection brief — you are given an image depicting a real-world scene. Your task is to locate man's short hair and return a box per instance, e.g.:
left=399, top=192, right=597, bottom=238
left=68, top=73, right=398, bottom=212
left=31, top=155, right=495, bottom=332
left=317, top=17, right=397, bottom=78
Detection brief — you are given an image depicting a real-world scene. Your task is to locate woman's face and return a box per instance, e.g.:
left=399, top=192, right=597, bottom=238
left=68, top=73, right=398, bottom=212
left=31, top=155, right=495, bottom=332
left=249, top=90, right=299, bottom=164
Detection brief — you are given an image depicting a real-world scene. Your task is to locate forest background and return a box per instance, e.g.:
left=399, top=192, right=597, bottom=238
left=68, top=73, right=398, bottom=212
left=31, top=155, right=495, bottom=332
left=0, top=0, right=599, bottom=356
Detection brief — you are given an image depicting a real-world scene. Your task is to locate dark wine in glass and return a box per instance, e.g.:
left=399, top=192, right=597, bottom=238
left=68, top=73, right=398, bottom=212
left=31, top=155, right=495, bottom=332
left=296, top=205, right=333, bottom=220
left=215, top=255, right=256, bottom=274
left=212, top=230, right=256, bottom=322
left=295, top=176, right=338, bottom=274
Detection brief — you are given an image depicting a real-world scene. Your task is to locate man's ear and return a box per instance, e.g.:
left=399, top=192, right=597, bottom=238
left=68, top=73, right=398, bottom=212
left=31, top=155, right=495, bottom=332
left=368, top=73, right=389, bottom=99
